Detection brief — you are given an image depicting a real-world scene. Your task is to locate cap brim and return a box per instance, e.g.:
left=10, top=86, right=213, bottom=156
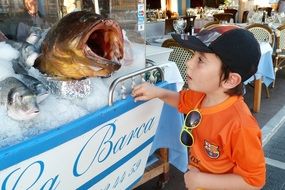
left=171, top=34, right=213, bottom=53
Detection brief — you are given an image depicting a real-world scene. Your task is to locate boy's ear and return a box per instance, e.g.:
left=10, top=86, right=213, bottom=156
left=222, top=72, right=242, bottom=89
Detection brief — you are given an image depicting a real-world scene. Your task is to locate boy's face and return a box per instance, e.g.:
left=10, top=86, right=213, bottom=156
left=186, top=51, right=223, bottom=94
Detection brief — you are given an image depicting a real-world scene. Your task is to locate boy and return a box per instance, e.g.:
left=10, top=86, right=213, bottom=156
left=132, top=25, right=266, bottom=189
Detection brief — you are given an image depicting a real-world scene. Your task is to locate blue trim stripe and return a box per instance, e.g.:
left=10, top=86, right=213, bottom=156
left=77, top=136, right=154, bottom=190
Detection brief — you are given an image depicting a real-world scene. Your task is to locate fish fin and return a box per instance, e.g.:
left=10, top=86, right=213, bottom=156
left=12, top=60, right=29, bottom=75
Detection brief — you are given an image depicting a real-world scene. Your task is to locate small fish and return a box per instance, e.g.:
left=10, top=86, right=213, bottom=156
left=18, top=74, right=49, bottom=103
left=26, top=27, right=49, bottom=51
left=12, top=61, right=49, bottom=103
left=6, top=40, right=39, bottom=69
left=0, top=77, right=39, bottom=120
left=34, top=11, right=124, bottom=80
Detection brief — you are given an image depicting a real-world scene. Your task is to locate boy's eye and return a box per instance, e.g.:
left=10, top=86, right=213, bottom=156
left=198, top=57, right=204, bottom=63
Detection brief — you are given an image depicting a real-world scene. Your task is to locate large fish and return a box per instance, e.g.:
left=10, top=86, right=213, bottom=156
left=34, top=11, right=124, bottom=80
left=0, top=77, right=39, bottom=120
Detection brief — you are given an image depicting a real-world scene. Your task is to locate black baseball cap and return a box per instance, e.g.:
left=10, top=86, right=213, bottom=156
left=172, top=25, right=261, bottom=82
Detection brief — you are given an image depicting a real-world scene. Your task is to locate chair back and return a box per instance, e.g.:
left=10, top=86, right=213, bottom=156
left=272, top=24, right=285, bottom=86
left=242, top=11, right=249, bottom=23
left=184, top=16, right=196, bottom=35
left=213, top=13, right=234, bottom=23
left=161, top=39, right=194, bottom=88
left=258, top=7, right=272, bottom=16
left=224, top=9, right=238, bottom=22
left=165, top=18, right=175, bottom=34
left=246, top=23, right=275, bottom=47
left=275, top=24, right=285, bottom=51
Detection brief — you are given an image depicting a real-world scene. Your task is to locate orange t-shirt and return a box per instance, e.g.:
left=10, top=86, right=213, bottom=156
left=178, top=89, right=266, bottom=187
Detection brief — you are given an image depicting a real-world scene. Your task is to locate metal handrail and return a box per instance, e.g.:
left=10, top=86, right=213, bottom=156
left=108, top=65, right=164, bottom=106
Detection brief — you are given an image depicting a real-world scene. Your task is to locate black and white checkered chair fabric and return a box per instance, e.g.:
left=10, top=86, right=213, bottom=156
left=246, top=23, right=275, bottom=47
left=273, top=24, right=285, bottom=87
left=162, top=39, right=194, bottom=88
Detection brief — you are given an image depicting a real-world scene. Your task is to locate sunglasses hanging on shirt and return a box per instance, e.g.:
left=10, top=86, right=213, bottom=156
left=180, top=109, right=202, bottom=147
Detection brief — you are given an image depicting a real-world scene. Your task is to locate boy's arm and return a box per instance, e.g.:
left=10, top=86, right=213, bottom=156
left=132, top=82, right=180, bottom=108
left=184, top=168, right=262, bottom=190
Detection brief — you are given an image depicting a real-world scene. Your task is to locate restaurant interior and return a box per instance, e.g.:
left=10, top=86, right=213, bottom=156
left=145, top=0, right=283, bottom=36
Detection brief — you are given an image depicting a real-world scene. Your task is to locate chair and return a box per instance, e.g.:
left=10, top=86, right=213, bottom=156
left=165, top=18, right=176, bottom=34
left=246, top=23, right=275, bottom=98
left=213, top=13, right=234, bottom=23
left=273, top=24, right=285, bottom=87
left=246, top=23, right=275, bottom=47
left=162, top=38, right=194, bottom=89
left=224, top=9, right=238, bottom=23
left=184, top=15, right=196, bottom=35
left=242, top=10, right=249, bottom=23
left=258, top=7, right=272, bottom=16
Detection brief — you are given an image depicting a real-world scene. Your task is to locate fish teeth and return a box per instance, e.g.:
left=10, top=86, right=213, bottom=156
left=90, top=66, right=104, bottom=71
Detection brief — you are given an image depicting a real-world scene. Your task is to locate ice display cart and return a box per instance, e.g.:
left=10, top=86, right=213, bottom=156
left=0, top=0, right=187, bottom=189
left=0, top=67, right=168, bottom=190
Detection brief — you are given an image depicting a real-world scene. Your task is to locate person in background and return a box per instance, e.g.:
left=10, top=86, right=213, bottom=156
left=0, top=0, right=47, bottom=41
left=132, top=25, right=265, bottom=190
left=277, top=0, right=285, bottom=13
left=24, top=0, right=39, bottom=16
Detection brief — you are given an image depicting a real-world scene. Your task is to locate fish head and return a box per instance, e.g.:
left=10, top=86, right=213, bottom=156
left=82, top=18, right=124, bottom=75
left=35, top=11, right=126, bottom=80
left=7, top=86, right=39, bottom=120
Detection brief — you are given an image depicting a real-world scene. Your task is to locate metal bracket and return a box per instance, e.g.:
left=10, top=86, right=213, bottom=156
left=108, top=65, right=164, bottom=106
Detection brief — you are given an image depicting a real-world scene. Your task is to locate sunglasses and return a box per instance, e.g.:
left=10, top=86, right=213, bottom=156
left=180, top=109, right=202, bottom=147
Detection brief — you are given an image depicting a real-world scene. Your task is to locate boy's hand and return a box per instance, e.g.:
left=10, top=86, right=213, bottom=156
left=184, top=165, right=202, bottom=190
left=132, top=82, right=159, bottom=101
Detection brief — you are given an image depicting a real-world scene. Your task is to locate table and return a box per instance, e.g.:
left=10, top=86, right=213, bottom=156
left=146, top=46, right=187, bottom=169
left=147, top=46, right=186, bottom=168
left=244, top=42, right=275, bottom=112
left=134, top=46, right=187, bottom=188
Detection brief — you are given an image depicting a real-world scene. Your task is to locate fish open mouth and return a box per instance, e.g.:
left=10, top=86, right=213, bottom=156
left=84, top=19, right=124, bottom=72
